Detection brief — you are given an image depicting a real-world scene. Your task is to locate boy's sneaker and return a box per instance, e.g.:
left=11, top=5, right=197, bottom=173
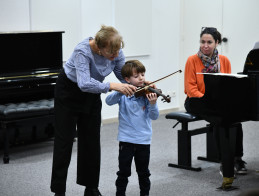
left=234, top=159, right=247, bottom=175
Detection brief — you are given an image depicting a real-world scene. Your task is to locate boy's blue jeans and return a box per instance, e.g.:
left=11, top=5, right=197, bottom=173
left=116, top=142, right=151, bottom=196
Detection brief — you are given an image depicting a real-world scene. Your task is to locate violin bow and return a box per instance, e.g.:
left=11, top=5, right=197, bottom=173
left=136, top=69, right=182, bottom=92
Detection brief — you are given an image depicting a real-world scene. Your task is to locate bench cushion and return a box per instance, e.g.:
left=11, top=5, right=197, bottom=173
left=165, top=111, right=201, bottom=123
left=0, top=99, right=54, bottom=120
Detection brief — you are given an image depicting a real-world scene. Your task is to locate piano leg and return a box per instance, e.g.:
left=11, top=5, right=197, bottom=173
left=3, top=125, right=10, bottom=164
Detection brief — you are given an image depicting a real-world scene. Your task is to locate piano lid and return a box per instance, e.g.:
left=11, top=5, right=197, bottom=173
left=0, top=31, right=64, bottom=77
left=243, top=41, right=259, bottom=74
left=201, top=73, right=252, bottom=124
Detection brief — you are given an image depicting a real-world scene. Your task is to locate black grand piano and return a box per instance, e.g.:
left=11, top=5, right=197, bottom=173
left=201, top=42, right=259, bottom=124
left=193, top=42, right=259, bottom=189
left=0, top=31, right=64, bottom=163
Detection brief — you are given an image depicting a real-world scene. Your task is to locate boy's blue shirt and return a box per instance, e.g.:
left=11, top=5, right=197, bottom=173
left=105, top=91, right=159, bottom=144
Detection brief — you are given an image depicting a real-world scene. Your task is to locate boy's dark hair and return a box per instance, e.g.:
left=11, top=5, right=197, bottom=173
left=121, top=60, right=146, bottom=78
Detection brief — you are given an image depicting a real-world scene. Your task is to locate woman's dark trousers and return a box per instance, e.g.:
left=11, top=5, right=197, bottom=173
left=50, top=70, right=102, bottom=194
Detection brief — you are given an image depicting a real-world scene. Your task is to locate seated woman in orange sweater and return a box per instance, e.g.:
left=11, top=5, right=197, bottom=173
left=184, top=27, right=247, bottom=188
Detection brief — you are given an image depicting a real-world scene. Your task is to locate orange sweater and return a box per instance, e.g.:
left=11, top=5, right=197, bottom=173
left=184, top=54, right=231, bottom=98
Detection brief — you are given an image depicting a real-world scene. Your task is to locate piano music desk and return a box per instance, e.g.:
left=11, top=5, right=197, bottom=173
left=0, top=99, right=54, bottom=164
left=165, top=111, right=220, bottom=171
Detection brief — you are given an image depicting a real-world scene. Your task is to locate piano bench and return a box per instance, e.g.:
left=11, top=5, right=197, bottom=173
left=165, top=111, right=219, bottom=171
left=0, top=99, right=54, bottom=164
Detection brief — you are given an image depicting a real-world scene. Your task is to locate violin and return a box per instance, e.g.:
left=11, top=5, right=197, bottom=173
left=135, top=85, right=171, bottom=103
left=134, top=69, right=182, bottom=103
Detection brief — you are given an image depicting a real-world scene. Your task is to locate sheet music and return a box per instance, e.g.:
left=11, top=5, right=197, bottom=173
left=197, top=72, right=248, bottom=78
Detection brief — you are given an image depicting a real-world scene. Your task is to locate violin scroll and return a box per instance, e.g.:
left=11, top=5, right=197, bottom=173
left=134, top=86, right=171, bottom=103
left=147, top=87, right=171, bottom=103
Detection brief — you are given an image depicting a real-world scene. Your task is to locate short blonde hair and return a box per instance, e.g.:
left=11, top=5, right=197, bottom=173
left=121, top=60, right=146, bottom=79
left=95, top=25, right=124, bottom=53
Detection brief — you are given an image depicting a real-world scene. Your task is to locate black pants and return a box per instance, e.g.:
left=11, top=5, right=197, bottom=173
left=50, top=70, right=102, bottom=193
left=116, top=142, right=151, bottom=196
left=185, top=97, right=244, bottom=177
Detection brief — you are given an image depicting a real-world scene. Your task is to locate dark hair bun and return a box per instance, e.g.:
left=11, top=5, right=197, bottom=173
left=200, top=27, right=222, bottom=44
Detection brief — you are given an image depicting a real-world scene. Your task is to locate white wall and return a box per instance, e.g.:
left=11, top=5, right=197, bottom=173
left=30, top=0, right=82, bottom=60
left=0, top=0, right=30, bottom=31
left=0, top=0, right=181, bottom=121
left=102, top=0, right=181, bottom=120
left=179, top=0, right=259, bottom=110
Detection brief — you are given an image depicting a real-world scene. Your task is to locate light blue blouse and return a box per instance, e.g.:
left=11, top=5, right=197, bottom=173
left=63, top=37, right=125, bottom=93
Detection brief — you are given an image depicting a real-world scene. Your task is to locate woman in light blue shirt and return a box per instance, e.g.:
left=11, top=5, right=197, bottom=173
left=50, top=25, right=136, bottom=196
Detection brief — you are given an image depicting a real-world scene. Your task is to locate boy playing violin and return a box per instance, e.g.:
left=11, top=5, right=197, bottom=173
left=105, top=60, right=159, bottom=196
